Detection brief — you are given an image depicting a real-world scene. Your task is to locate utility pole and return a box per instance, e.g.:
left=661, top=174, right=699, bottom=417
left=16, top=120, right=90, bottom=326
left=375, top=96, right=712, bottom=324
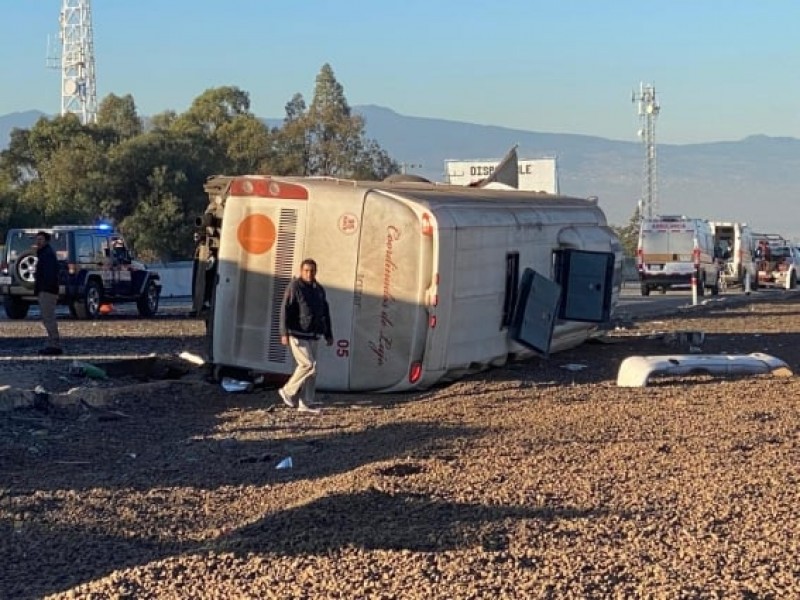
left=632, top=82, right=660, bottom=219
left=47, top=0, right=97, bottom=124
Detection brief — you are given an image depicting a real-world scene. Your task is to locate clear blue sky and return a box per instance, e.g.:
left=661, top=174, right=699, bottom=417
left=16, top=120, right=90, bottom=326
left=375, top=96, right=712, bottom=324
left=3, top=0, right=799, bottom=144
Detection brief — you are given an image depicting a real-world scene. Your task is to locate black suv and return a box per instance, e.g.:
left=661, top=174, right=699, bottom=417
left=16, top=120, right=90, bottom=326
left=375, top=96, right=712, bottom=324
left=0, top=226, right=161, bottom=320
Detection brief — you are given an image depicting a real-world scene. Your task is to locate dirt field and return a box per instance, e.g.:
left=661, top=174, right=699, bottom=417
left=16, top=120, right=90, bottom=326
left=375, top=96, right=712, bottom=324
left=2, top=295, right=800, bottom=599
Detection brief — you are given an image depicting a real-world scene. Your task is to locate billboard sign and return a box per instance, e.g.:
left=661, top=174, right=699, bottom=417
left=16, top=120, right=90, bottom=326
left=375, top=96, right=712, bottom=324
left=444, top=157, right=559, bottom=193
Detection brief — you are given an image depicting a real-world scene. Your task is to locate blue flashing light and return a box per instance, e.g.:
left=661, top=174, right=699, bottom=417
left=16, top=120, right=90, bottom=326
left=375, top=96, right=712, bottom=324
left=96, top=223, right=112, bottom=231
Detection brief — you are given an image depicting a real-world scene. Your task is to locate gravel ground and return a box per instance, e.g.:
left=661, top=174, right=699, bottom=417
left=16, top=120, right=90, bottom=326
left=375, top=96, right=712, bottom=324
left=2, top=296, right=800, bottom=599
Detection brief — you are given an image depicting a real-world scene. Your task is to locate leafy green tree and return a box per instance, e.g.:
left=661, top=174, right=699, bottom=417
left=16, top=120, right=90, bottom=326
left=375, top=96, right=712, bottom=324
left=96, top=93, right=143, bottom=142
left=149, top=110, right=178, bottom=132
left=103, top=128, right=210, bottom=258
left=173, top=86, right=252, bottom=136
left=1, top=114, right=109, bottom=226
left=272, top=93, right=310, bottom=175
left=169, top=86, right=273, bottom=176
left=25, top=114, right=88, bottom=173
left=120, top=166, right=192, bottom=262
left=611, top=205, right=642, bottom=257
left=306, top=64, right=366, bottom=176
left=38, top=133, right=109, bottom=223
left=217, top=114, right=274, bottom=174
left=278, top=63, right=399, bottom=180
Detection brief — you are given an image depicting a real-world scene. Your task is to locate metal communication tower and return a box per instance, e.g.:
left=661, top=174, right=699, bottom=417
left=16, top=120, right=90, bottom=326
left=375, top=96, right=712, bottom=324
left=632, top=82, right=660, bottom=218
left=47, top=0, right=97, bottom=124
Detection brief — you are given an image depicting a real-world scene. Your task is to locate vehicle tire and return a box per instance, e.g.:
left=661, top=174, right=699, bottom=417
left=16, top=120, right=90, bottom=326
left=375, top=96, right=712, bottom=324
left=73, top=279, right=102, bottom=320
left=640, top=284, right=650, bottom=297
left=697, top=276, right=705, bottom=296
left=789, top=271, right=797, bottom=290
left=15, top=252, right=38, bottom=289
left=68, top=303, right=78, bottom=318
left=137, top=279, right=160, bottom=317
left=3, top=296, right=30, bottom=319
left=710, top=275, right=720, bottom=296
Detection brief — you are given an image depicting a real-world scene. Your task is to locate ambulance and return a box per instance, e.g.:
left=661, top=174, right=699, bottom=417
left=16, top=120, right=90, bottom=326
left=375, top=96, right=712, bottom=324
left=193, top=175, right=622, bottom=392
left=637, top=215, right=721, bottom=296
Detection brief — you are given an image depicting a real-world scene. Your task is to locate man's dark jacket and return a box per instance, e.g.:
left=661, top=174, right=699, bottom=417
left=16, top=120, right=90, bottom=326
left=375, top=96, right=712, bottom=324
left=34, top=244, right=59, bottom=295
left=279, top=278, right=333, bottom=340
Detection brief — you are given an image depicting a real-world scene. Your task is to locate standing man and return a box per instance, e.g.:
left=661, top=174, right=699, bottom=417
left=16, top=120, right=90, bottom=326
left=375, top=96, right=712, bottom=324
left=278, top=258, right=333, bottom=414
left=34, top=231, right=62, bottom=356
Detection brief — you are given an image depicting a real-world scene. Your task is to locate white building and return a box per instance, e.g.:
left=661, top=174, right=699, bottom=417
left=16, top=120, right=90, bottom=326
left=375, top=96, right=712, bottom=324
left=444, top=157, right=559, bottom=193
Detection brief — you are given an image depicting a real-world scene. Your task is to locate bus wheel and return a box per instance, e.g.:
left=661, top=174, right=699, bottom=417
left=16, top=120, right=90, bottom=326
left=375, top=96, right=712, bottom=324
left=640, top=285, right=650, bottom=297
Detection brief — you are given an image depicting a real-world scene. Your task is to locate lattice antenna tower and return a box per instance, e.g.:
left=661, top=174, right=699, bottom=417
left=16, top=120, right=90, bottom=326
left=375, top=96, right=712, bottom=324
left=632, top=82, right=660, bottom=218
left=46, top=0, right=97, bottom=124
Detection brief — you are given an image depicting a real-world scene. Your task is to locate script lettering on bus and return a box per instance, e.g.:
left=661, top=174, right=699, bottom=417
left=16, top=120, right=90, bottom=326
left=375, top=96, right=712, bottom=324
left=354, top=274, right=364, bottom=308
left=368, top=225, right=400, bottom=366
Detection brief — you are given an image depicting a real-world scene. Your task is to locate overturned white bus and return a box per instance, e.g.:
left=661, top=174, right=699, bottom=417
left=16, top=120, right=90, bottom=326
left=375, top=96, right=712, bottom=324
left=192, top=175, right=622, bottom=392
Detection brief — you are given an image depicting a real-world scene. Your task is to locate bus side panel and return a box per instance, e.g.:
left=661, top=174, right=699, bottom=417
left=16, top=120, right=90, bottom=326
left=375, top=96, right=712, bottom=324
left=212, top=198, right=305, bottom=374
left=445, top=219, right=519, bottom=370
left=349, top=192, right=430, bottom=391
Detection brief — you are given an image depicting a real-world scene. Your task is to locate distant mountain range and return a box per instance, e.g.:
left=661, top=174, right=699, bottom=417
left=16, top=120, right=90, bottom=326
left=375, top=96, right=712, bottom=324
left=3, top=106, right=800, bottom=237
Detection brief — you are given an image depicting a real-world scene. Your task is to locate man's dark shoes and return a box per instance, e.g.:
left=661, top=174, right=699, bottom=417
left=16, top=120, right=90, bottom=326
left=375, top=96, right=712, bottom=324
left=38, top=347, right=63, bottom=356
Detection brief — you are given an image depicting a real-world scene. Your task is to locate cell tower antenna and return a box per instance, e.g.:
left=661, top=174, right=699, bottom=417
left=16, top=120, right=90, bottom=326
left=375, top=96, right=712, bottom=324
left=46, top=0, right=97, bottom=125
left=632, top=82, right=660, bottom=218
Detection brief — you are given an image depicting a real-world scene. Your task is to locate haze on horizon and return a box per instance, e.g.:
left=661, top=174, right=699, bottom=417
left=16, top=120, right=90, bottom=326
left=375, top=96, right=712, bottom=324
left=2, top=0, right=799, bottom=145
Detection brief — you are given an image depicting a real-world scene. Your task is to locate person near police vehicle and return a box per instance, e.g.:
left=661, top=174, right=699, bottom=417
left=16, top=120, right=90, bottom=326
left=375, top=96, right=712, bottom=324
left=277, top=258, right=333, bottom=414
left=34, top=231, right=63, bottom=355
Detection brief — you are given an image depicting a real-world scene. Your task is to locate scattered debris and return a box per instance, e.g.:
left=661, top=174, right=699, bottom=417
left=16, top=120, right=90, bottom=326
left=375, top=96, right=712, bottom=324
left=617, top=352, right=794, bottom=387
left=221, top=377, right=253, bottom=393
left=69, top=361, right=108, bottom=380
left=275, top=456, right=293, bottom=470
left=179, top=351, right=205, bottom=366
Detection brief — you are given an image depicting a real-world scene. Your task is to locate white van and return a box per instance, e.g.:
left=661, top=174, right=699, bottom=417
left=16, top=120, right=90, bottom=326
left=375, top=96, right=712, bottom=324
left=193, top=175, right=622, bottom=392
left=709, top=221, right=757, bottom=290
left=637, top=216, right=721, bottom=296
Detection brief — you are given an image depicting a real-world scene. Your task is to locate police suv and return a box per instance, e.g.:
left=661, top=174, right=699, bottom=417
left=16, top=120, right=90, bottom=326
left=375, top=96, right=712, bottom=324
left=0, top=225, right=161, bottom=319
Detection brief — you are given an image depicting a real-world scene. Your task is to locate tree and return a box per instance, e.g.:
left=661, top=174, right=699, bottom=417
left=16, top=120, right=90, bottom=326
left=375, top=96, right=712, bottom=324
left=38, top=134, right=109, bottom=223
left=216, top=114, right=274, bottom=174
left=96, top=93, right=143, bottom=142
left=272, top=93, right=310, bottom=175
left=611, top=205, right=642, bottom=257
left=306, top=64, right=364, bottom=176
left=300, top=63, right=399, bottom=179
left=0, top=114, right=110, bottom=226
left=173, top=86, right=252, bottom=135
left=120, top=166, right=191, bottom=262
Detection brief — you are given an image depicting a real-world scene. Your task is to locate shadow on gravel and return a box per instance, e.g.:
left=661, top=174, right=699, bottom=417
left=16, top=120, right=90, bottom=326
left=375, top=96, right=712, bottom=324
left=1, top=486, right=612, bottom=600
left=219, top=488, right=611, bottom=555
left=1, top=333, right=205, bottom=356
left=0, top=520, right=190, bottom=600
left=1, top=412, right=483, bottom=598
